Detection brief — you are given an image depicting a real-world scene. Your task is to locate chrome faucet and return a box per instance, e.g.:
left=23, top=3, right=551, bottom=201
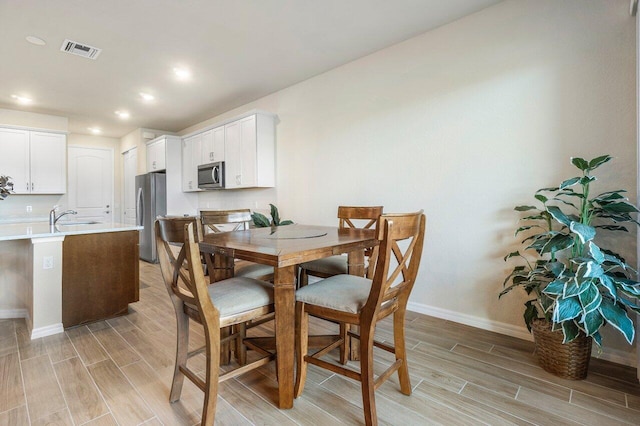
left=49, top=206, right=78, bottom=225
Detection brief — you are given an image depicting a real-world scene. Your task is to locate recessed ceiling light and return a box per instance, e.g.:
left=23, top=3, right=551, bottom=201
left=173, top=67, right=191, bottom=80
left=26, top=36, right=46, bottom=46
left=115, top=110, right=130, bottom=119
left=139, top=92, right=155, bottom=101
left=88, top=127, right=102, bottom=135
left=11, top=94, right=33, bottom=104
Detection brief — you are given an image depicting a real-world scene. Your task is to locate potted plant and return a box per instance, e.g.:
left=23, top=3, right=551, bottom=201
left=251, top=204, right=293, bottom=228
left=501, top=155, right=640, bottom=379
left=0, top=175, right=13, bottom=200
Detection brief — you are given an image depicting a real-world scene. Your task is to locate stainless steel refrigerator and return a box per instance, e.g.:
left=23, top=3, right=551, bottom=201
left=136, top=172, right=166, bottom=262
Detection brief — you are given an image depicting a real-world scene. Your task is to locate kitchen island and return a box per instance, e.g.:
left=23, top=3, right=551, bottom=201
left=0, top=221, right=142, bottom=339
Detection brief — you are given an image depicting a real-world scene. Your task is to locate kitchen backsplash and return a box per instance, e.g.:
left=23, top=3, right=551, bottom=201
left=0, top=195, right=66, bottom=222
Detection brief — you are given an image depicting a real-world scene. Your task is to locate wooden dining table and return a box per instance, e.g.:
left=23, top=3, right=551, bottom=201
left=198, top=224, right=377, bottom=409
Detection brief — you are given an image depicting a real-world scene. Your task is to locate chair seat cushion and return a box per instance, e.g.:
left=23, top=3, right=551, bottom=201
left=208, top=277, right=274, bottom=317
left=300, top=255, right=348, bottom=275
left=235, top=262, right=274, bottom=280
left=295, top=274, right=372, bottom=314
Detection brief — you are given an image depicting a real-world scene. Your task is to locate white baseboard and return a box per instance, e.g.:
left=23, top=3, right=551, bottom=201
left=0, top=310, right=64, bottom=340
left=30, top=323, right=64, bottom=340
left=0, top=309, right=28, bottom=319
left=407, top=301, right=637, bottom=367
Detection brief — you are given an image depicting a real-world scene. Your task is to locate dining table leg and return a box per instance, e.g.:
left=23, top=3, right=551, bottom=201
left=274, top=264, right=296, bottom=409
left=347, top=249, right=365, bottom=361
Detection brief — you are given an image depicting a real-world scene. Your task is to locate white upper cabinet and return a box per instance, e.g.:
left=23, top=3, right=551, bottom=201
left=181, top=110, right=275, bottom=191
left=30, top=132, right=67, bottom=193
left=122, top=147, right=138, bottom=225
left=224, top=113, right=274, bottom=189
left=200, top=126, right=225, bottom=164
left=0, top=128, right=66, bottom=194
left=146, top=137, right=166, bottom=172
left=182, top=134, right=202, bottom=192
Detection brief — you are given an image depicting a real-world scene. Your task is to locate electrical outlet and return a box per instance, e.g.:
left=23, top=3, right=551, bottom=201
left=26, top=205, right=32, bottom=212
left=43, top=256, right=54, bottom=269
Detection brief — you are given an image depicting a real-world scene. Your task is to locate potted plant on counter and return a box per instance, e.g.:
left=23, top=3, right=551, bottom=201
left=0, top=175, right=13, bottom=200
left=501, top=155, right=640, bottom=379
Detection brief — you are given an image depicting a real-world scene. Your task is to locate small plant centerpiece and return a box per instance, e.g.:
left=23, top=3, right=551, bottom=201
left=501, top=155, right=640, bottom=379
left=251, top=204, right=293, bottom=228
left=0, top=175, right=13, bottom=200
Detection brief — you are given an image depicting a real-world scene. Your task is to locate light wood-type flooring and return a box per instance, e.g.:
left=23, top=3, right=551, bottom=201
left=1, top=261, right=639, bottom=425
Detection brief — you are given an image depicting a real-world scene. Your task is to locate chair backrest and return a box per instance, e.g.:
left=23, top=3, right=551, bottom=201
left=363, top=211, right=426, bottom=320
left=155, top=216, right=204, bottom=307
left=337, top=206, right=384, bottom=230
left=183, top=222, right=220, bottom=326
left=201, top=209, right=252, bottom=234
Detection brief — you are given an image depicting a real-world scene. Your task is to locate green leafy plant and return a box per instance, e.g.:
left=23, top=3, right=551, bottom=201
left=251, top=204, right=293, bottom=228
left=501, top=155, right=640, bottom=346
left=0, top=175, right=13, bottom=200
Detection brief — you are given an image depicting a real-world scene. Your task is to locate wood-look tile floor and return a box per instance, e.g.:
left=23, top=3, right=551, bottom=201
left=1, top=261, right=639, bottom=425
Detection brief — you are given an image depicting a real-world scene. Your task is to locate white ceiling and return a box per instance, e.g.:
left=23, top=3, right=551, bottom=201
left=0, top=0, right=502, bottom=138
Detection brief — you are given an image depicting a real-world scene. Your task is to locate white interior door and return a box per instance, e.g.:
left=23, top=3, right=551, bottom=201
left=68, top=146, right=114, bottom=223
left=123, top=147, right=138, bottom=225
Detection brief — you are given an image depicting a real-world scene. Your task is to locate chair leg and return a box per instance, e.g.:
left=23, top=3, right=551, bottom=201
left=294, top=302, right=309, bottom=398
left=220, top=326, right=231, bottom=365
left=235, top=323, right=247, bottom=366
left=393, top=310, right=411, bottom=395
left=339, top=322, right=350, bottom=365
left=170, top=304, right=189, bottom=402
left=359, top=326, right=378, bottom=426
left=201, top=326, right=220, bottom=426
left=299, top=268, right=309, bottom=287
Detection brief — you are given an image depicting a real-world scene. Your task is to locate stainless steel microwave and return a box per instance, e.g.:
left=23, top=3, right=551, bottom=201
left=198, top=161, right=225, bottom=189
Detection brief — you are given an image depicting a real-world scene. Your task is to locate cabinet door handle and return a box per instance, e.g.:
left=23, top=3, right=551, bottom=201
left=31, top=182, right=34, bottom=191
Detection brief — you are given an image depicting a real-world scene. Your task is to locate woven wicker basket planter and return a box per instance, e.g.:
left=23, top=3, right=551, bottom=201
left=531, top=319, right=592, bottom=380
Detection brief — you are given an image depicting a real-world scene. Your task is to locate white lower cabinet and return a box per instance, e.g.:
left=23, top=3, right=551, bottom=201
left=0, top=128, right=66, bottom=194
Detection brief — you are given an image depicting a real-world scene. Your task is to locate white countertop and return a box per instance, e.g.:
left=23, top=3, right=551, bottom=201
left=0, top=221, right=142, bottom=241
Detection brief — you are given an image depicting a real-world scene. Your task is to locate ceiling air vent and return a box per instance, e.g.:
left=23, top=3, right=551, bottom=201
left=60, top=39, right=101, bottom=60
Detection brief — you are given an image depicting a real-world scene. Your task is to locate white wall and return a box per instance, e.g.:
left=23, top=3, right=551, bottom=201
left=184, top=0, right=637, bottom=364
left=0, top=108, right=67, bottom=132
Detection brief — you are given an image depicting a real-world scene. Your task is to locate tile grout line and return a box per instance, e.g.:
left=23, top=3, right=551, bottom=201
left=86, top=323, right=157, bottom=425
left=15, top=320, right=33, bottom=426
left=63, top=327, right=117, bottom=426
left=47, top=350, right=78, bottom=426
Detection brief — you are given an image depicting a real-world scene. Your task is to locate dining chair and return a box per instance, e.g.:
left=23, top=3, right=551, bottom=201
left=200, top=209, right=274, bottom=282
left=294, top=211, right=426, bottom=426
left=155, top=217, right=276, bottom=425
left=298, top=206, right=383, bottom=287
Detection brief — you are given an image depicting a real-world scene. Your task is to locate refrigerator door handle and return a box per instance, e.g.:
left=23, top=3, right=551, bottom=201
left=136, top=187, right=144, bottom=227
